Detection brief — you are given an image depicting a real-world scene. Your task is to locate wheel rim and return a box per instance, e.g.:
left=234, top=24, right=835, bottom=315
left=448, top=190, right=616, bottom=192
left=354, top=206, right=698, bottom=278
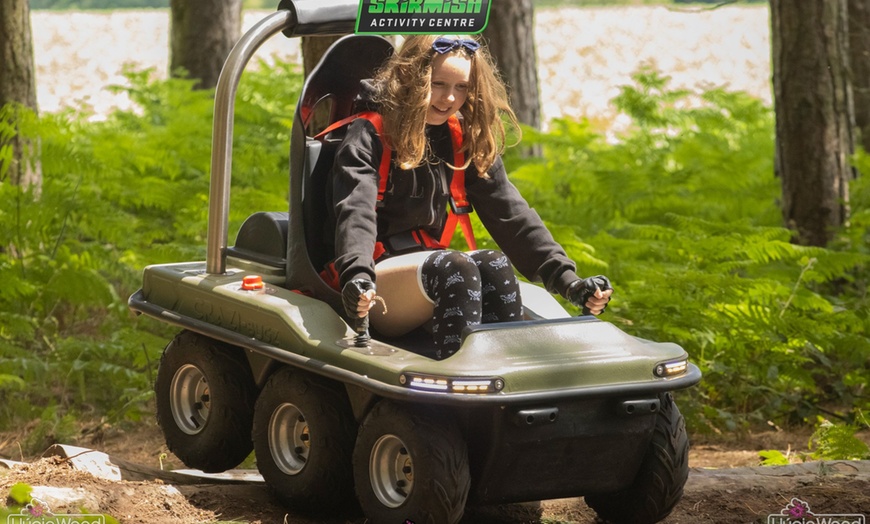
left=169, top=364, right=210, bottom=435
left=269, top=403, right=310, bottom=475
left=369, top=434, right=414, bottom=509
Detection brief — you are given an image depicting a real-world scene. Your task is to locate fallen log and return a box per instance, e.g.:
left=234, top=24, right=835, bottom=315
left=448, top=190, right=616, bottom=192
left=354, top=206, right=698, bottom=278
left=42, top=444, right=264, bottom=485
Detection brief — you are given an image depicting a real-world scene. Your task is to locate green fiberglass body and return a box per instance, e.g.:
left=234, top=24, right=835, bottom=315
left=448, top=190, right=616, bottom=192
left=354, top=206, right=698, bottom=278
left=128, top=1, right=701, bottom=522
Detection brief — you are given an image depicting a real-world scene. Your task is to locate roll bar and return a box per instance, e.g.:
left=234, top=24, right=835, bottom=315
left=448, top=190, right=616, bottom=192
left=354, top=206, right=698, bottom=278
left=206, top=0, right=358, bottom=274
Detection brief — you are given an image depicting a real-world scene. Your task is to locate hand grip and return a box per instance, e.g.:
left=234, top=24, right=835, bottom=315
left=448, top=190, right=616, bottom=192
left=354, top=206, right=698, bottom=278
left=342, top=279, right=375, bottom=347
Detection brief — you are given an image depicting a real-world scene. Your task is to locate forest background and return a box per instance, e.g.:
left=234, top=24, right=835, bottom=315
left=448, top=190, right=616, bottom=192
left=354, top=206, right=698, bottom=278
left=1, top=0, right=868, bottom=460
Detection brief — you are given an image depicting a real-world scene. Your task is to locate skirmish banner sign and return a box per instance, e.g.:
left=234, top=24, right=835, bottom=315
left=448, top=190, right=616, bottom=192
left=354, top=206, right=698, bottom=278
left=356, top=0, right=492, bottom=34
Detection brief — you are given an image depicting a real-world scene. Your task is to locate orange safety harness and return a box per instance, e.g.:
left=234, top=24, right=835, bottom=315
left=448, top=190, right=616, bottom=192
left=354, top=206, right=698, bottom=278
left=317, top=111, right=478, bottom=258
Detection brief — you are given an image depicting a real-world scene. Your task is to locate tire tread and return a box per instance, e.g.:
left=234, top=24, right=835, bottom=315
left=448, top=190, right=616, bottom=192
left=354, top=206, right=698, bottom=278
left=585, top=393, right=689, bottom=524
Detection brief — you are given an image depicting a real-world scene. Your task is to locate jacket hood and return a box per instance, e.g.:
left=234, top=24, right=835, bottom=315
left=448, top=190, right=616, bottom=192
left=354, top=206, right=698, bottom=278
left=354, top=78, right=381, bottom=112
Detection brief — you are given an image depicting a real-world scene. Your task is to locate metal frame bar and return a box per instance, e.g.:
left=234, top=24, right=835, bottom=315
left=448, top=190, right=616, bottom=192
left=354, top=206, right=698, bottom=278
left=207, top=11, right=295, bottom=274
left=206, top=0, right=359, bottom=275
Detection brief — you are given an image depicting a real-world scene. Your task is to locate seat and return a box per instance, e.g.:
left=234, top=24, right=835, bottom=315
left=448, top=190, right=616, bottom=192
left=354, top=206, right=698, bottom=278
left=286, top=34, right=394, bottom=313
left=227, top=211, right=289, bottom=269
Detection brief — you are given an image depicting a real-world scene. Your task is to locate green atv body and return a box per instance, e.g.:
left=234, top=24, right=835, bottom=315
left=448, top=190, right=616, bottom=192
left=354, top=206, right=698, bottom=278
left=128, top=2, right=701, bottom=522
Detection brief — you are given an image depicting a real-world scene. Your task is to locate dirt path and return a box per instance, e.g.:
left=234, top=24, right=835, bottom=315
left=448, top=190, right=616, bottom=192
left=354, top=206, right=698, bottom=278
left=2, top=422, right=869, bottom=523
left=162, top=462, right=870, bottom=524
left=2, top=455, right=868, bottom=523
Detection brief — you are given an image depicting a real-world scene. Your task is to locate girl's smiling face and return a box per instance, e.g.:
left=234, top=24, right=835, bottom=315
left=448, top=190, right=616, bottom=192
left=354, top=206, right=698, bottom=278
left=426, top=51, right=472, bottom=125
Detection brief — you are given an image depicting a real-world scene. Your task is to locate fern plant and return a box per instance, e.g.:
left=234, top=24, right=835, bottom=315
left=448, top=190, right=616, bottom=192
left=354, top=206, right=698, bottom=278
left=506, top=68, right=870, bottom=432
left=0, top=59, right=303, bottom=433
left=1, top=61, right=867, bottom=439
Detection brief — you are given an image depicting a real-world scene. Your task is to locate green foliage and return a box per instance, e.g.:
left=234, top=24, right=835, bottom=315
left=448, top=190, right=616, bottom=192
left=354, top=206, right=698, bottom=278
left=758, top=449, right=790, bottom=466
left=846, top=149, right=870, bottom=254
left=1, top=482, right=120, bottom=523
left=807, top=416, right=870, bottom=461
left=7, top=484, right=33, bottom=506
left=1, top=58, right=867, bottom=443
left=759, top=415, right=870, bottom=465
left=505, top=67, right=870, bottom=433
left=0, top=59, right=302, bottom=436
left=21, top=406, right=78, bottom=455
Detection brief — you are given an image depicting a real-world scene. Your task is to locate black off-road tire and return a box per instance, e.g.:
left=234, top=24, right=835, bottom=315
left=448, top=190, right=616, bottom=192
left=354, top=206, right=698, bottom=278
left=252, top=367, right=357, bottom=512
left=585, top=392, right=689, bottom=524
left=155, top=330, right=257, bottom=473
left=353, top=400, right=470, bottom=524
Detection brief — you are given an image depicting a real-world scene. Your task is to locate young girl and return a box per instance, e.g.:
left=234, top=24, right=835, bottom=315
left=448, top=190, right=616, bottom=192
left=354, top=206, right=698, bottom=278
left=330, top=34, right=612, bottom=358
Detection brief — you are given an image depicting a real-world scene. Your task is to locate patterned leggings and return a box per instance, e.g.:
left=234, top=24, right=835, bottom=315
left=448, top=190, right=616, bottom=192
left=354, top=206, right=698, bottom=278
left=420, top=250, right=523, bottom=358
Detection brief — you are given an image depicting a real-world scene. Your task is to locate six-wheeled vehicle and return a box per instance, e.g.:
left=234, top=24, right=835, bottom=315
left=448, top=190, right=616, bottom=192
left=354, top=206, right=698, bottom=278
left=128, top=1, right=702, bottom=522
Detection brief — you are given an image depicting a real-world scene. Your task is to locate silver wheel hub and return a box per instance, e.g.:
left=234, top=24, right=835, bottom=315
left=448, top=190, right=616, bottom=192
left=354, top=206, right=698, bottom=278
left=169, top=364, right=210, bottom=435
left=370, top=434, right=413, bottom=508
left=269, top=403, right=310, bottom=475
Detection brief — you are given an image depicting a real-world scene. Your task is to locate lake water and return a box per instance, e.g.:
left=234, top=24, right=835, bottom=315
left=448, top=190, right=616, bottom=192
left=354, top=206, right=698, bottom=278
left=31, top=5, right=771, bottom=124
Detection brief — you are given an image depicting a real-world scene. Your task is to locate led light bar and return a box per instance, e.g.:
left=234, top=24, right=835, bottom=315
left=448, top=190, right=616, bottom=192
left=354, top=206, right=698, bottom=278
left=654, top=359, right=689, bottom=378
left=400, top=374, right=505, bottom=394
left=407, top=376, right=449, bottom=391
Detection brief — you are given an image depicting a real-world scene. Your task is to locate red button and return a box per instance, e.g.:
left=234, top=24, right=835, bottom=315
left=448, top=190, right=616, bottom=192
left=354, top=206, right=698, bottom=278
left=241, top=275, right=264, bottom=290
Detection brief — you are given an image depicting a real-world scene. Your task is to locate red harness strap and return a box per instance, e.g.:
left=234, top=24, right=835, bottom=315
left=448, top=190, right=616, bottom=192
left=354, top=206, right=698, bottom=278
left=316, top=111, right=391, bottom=192
left=441, top=115, right=477, bottom=251
left=317, top=112, right=477, bottom=253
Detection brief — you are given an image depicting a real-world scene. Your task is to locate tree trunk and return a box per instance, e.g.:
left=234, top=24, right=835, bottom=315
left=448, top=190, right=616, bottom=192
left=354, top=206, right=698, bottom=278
left=0, top=0, right=40, bottom=189
left=302, top=35, right=398, bottom=78
left=170, top=0, right=242, bottom=90
left=482, top=0, right=541, bottom=132
left=849, top=0, right=870, bottom=153
left=300, top=36, right=344, bottom=133
left=302, top=36, right=343, bottom=78
left=771, top=0, right=854, bottom=246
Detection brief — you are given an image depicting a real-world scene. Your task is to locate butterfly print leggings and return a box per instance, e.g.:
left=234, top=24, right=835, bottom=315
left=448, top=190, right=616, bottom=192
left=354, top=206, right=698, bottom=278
left=420, top=250, right=522, bottom=358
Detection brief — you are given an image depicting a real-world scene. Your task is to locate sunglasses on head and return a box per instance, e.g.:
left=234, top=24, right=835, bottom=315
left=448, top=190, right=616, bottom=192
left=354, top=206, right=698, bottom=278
left=432, top=37, right=480, bottom=55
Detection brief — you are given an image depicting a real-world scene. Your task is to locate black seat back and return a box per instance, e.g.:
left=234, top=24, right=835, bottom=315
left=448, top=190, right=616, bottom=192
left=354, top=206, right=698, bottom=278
left=286, top=35, right=393, bottom=311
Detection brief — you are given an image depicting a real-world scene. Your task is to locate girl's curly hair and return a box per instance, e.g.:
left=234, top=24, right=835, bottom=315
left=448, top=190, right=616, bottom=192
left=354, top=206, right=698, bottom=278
left=374, top=34, right=521, bottom=175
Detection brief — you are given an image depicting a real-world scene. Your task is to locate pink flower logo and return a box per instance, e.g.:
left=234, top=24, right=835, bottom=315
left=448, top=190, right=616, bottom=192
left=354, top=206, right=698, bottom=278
left=783, top=498, right=812, bottom=519
left=25, top=498, right=51, bottom=517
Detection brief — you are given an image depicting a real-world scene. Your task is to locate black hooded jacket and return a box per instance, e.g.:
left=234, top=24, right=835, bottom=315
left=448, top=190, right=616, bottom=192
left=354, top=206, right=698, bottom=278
left=330, top=83, right=580, bottom=299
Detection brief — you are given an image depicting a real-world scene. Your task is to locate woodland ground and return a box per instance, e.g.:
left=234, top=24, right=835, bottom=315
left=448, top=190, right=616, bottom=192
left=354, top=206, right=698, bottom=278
left=1, top=419, right=869, bottom=523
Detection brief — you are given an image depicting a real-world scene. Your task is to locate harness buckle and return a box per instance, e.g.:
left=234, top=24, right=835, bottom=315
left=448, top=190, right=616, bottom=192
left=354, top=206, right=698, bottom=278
left=449, top=198, right=473, bottom=215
